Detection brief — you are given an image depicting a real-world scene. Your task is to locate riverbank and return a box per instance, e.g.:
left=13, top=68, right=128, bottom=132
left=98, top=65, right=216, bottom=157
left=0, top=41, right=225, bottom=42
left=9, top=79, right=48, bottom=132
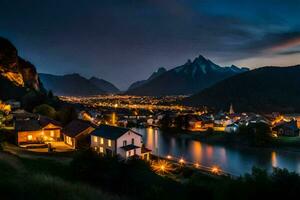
left=178, top=129, right=300, bottom=153
left=1, top=148, right=300, bottom=200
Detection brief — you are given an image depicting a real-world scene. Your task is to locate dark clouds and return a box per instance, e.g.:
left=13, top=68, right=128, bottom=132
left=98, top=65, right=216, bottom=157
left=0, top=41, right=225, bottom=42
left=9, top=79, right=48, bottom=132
left=0, top=0, right=299, bottom=89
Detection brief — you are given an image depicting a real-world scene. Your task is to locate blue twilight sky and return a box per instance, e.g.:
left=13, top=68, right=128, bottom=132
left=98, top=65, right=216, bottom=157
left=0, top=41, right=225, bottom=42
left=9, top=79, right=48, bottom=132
left=0, top=0, right=299, bottom=90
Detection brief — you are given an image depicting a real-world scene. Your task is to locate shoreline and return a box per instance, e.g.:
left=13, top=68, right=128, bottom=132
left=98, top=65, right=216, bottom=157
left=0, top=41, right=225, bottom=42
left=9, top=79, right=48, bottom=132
left=141, top=127, right=300, bottom=154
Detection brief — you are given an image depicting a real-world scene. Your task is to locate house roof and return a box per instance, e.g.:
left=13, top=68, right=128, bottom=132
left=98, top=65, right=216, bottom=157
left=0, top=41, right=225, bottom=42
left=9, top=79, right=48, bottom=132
left=15, top=120, right=42, bottom=131
left=141, top=146, right=152, bottom=153
left=91, top=125, right=142, bottom=140
left=15, top=115, right=62, bottom=132
left=63, top=119, right=95, bottom=137
left=39, top=116, right=62, bottom=128
left=120, top=144, right=140, bottom=151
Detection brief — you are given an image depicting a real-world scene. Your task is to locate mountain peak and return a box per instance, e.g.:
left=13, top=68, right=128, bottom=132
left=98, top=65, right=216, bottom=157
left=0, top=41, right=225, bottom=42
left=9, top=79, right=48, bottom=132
left=127, top=54, right=248, bottom=96
left=89, top=76, right=120, bottom=94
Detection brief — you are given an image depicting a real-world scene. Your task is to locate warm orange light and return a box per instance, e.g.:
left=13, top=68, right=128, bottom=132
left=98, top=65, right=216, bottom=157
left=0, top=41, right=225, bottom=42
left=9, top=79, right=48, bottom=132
left=167, top=155, right=172, bottom=159
left=211, top=166, right=220, bottom=174
left=195, top=163, right=199, bottom=168
left=152, top=160, right=172, bottom=174
left=179, top=158, right=185, bottom=164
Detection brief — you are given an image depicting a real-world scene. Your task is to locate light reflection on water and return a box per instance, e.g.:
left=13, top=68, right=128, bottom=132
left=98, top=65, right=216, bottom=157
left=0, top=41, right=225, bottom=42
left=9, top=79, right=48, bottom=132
left=134, top=127, right=300, bottom=175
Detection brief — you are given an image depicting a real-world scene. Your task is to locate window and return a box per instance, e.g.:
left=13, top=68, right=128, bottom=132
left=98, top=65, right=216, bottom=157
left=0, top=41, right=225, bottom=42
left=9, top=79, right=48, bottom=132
left=123, top=140, right=127, bottom=146
left=28, top=135, right=33, bottom=141
left=126, top=151, right=131, bottom=157
left=100, top=138, right=104, bottom=144
left=108, top=139, right=112, bottom=147
left=66, top=136, right=72, bottom=145
left=50, top=130, right=54, bottom=137
left=100, top=147, right=104, bottom=153
left=93, top=136, right=98, bottom=142
left=131, top=138, right=134, bottom=145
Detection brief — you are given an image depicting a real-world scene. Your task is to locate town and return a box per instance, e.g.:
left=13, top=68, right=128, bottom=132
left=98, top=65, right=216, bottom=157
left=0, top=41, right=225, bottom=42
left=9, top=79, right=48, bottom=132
left=1, top=96, right=299, bottom=159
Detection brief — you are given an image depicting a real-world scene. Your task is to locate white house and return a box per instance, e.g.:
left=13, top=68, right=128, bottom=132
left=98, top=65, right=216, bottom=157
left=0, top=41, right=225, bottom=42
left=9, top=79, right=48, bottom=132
left=90, top=125, right=150, bottom=159
left=225, top=123, right=239, bottom=133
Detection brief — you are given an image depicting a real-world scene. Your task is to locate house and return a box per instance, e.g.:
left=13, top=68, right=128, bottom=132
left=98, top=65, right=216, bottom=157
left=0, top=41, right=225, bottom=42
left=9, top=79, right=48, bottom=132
left=15, top=116, right=62, bottom=145
left=188, top=118, right=203, bottom=131
left=225, top=123, right=239, bottom=133
left=90, top=125, right=150, bottom=160
left=63, top=119, right=96, bottom=149
left=273, top=120, right=299, bottom=137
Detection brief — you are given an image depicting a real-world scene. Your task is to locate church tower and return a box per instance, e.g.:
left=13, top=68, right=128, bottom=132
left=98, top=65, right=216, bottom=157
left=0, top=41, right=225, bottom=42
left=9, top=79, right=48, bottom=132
left=229, top=103, right=234, bottom=114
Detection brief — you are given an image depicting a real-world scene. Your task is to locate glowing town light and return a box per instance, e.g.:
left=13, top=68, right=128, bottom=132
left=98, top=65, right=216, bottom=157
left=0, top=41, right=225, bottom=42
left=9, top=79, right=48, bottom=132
left=167, top=155, right=172, bottom=159
left=195, top=163, right=199, bottom=168
left=211, top=166, right=220, bottom=174
left=152, top=160, right=172, bottom=174
left=179, top=158, right=185, bottom=164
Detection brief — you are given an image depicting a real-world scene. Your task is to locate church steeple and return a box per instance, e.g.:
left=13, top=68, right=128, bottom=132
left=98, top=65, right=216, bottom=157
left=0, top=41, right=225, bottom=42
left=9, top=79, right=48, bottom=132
left=229, top=103, right=234, bottom=114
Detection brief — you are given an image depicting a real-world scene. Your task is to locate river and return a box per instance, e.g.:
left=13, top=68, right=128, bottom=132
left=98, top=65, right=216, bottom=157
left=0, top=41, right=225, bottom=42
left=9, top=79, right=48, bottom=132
left=133, top=127, right=300, bottom=176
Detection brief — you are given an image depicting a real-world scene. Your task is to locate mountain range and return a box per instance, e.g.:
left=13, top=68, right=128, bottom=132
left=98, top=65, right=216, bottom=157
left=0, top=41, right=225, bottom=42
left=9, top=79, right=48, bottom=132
left=126, top=55, right=248, bottom=96
left=183, top=65, right=300, bottom=113
left=39, top=73, right=120, bottom=96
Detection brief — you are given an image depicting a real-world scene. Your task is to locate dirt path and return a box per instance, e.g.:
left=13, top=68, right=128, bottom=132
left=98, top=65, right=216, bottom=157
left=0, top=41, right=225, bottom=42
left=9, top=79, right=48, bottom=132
left=2, top=142, right=73, bottom=164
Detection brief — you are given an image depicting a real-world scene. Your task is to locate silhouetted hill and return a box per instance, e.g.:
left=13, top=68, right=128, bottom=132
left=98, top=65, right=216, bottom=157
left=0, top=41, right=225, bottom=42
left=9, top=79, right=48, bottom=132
left=39, top=73, right=106, bottom=96
left=183, top=65, right=300, bottom=113
left=126, top=55, right=248, bottom=96
left=89, top=77, right=120, bottom=94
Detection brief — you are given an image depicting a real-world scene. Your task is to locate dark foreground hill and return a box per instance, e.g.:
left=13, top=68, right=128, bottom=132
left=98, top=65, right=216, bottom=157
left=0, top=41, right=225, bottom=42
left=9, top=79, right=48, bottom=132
left=183, top=65, right=300, bottom=113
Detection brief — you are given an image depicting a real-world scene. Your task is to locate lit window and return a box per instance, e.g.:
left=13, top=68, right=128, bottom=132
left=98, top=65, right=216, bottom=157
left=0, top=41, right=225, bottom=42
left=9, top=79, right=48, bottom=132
left=108, top=139, right=112, bottom=147
left=50, top=130, right=54, bottom=137
left=94, top=136, right=98, bottom=142
left=100, top=147, right=104, bottom=153
left=28, top=135, right=33, bottom=141
left=100, top=138, right=104, bottom=144
left=66, top=136, right=72, bottom=145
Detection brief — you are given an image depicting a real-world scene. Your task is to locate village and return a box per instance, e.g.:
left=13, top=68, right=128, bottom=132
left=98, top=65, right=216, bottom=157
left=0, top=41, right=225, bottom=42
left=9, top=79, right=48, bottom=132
left=1, top=97, right=299, bottom=160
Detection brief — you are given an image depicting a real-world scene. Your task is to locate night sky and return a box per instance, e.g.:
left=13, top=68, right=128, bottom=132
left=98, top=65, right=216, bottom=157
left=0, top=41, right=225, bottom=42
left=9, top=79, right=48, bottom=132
left=0, top=0, right=299, bottom=90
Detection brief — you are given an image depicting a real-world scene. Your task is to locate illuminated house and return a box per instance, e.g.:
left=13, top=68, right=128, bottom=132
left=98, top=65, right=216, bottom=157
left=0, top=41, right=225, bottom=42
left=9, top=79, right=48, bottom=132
left=91, top=125, right=150, bottom=159
left=63, top=119, right=95, bottom=149
left=15, top=116, right=62, bottom=145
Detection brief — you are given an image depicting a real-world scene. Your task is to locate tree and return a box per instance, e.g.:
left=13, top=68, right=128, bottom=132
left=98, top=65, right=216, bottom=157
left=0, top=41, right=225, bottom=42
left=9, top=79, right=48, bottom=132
left=55, top=106, right=77, bottom=125
left=238, top=123, right=272, bottom=146
left=159, top=114, right=172, bottom=130
left=33, top=104, right=56, bottom=119
left=47, top=90, right=54, bottom=99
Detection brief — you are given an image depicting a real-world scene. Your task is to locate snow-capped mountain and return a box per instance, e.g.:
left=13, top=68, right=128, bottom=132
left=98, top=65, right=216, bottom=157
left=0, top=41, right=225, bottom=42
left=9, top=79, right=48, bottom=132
left=126, top=55, right=248, bottom=96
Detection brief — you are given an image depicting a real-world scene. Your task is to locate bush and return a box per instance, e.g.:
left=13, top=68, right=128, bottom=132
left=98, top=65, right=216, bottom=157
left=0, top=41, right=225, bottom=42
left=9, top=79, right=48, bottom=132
left=69, top=150, right=186, bottom=200
left=33, top=104, right=56, bottom=119
left=56, top=106, right=77, bottom=125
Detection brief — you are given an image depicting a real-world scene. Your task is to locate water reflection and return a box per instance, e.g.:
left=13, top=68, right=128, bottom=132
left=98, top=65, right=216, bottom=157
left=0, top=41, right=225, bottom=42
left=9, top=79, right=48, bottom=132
left=134, top=127, right=300, bottom=175
left=271, top=151, right=277, bottom=168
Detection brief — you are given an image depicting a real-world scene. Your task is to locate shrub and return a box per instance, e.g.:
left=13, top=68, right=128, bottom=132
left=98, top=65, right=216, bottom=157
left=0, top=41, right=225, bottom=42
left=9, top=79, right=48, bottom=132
left=33, top=104, right=56, bottom=119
